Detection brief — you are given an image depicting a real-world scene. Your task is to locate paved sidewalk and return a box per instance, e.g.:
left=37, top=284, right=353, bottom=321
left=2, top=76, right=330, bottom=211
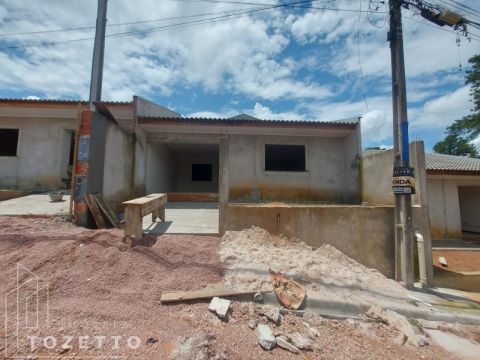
left=143, top=202, right=219, bottom=234
left=0, top=193, right=70, bottom=215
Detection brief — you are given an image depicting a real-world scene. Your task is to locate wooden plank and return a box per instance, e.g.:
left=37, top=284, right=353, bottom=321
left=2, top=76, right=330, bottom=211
left=93, top=194, right=120, bottom=228
left=161, top=288, right=258, bottom=303
left=84, top=194, right=107, bottom=229
left=124, top=206, right=142, bottom=240
left=122, top=193, right=167, bottom=206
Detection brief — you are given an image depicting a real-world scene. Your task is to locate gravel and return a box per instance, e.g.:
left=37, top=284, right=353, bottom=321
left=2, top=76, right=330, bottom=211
left=0, top=216, right=472, bottom=359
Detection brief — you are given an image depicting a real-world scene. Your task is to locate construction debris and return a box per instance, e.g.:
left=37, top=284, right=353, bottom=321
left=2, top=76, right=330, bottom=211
left=276, top=335, right=300, bottom=353
left=270, top=269, right=306, bottom=310
left=260, top=305, right=283, bottom=325
left=439, top=256, right=448, bottom=267
left=256, top=324, right=276, bottom=350
left=366, top=305, right=428, bottom=347
left=161, top=288, right=258, bottom=303
left=208, top=297, right=231, bottom=319
left=248, top=319, right=258, bottom=330
left=303, top=321, right=320, bottom=339
left=286, top=332, right=314, bottom=351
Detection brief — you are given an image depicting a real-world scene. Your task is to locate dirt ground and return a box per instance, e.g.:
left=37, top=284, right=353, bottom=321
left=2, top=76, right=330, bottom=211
left=0, top=216, right=476, bottom=359
left=433, top=250, right=480, bottom=273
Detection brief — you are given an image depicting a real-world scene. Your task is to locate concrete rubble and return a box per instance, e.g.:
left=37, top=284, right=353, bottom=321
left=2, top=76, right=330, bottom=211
left=366, top=305, right=429, bottom=347
left=256, top=324, right=276, bottom=350
left=285, top=331, right=314, bottom=351
left=275, top=335, right=300, bottom=353
left=208, top=297, right=231, bottom=319
left=260, top=305, right=283, bottom=325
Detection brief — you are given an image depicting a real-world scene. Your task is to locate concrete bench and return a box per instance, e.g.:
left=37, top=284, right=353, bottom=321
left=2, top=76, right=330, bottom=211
left=122, top=193, right=167, bottom=241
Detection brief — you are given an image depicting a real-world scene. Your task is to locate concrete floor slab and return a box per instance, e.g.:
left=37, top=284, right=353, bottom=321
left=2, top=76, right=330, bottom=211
left=0, top=193, right=70, bottom=215
left=143, top=202, right=219, bottom=234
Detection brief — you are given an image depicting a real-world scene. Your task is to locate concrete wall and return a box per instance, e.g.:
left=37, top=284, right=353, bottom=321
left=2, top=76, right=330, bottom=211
left=176, top=154, right=219, bottom=192
left=225, top=204, right=395, bottom=278
left=133, top=125, right=147, bottom=197
left=227, top=134, right=361, bottom=203
left=361, top=142, right=425, bottom=206
left=427, top=177, right=480, bottom=238
left=0, top=118, right=75, bottom=190
left=146, top=143, right=177, bottom=193
left=88, top=112, right=141, bottom=212
left=458, top=186, right=480, bottom=233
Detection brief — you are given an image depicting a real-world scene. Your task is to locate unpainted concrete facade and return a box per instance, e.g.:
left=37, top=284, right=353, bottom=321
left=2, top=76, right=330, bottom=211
left=0, top=100, right=135, bottom=192
left=227, top=133, right=361, bottom=203
left=141, top=119, right=362, bottom=206
left=427, top=176, right=480, bottom=239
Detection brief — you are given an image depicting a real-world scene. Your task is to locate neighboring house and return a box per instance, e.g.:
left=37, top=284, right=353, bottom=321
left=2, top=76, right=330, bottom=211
left=0, top=97, right=178, bottom=192
left=425, top=153, right=480, bottom=239
left=362, top=147, right=480, bottom=242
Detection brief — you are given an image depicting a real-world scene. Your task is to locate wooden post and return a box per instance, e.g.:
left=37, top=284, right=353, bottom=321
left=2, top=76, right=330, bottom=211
left=124, top=206, right=142, bottom=241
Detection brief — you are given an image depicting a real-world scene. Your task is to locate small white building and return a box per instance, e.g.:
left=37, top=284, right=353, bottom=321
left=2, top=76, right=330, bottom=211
left=425, top=153, right=480, bottom=239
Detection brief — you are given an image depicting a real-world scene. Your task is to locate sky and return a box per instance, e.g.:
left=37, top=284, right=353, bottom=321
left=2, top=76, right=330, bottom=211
left=0, top=0, right=479, bottom=150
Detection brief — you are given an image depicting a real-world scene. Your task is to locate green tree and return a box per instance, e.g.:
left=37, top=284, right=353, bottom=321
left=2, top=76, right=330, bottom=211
left=434, top=55, right=480, bottom=157
left=433, top=135, right=478, bottom=157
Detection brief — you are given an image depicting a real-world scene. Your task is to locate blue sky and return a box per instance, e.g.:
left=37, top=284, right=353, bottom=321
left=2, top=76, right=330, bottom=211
left=0, top=0, right=479, bottom=150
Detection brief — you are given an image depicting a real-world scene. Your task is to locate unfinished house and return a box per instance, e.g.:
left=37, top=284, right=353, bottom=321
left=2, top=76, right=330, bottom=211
left=141, top=115, right=362, bottom=204
left=0, top=98, right=135, bottom=192
left=425, top=153, right=480, bottom=240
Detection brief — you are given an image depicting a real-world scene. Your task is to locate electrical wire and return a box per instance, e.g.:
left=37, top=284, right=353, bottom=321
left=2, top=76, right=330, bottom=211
left=0, top=7, right=256, bottom=37
left=0, top=0, right=392, bottom=51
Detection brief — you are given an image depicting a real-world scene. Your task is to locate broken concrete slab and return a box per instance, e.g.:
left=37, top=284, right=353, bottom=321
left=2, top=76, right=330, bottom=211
left=366, top=305, right=427, bottom=347
left=256, top=324, right=276, bottom=350
left=303, top=321, right=320, bottom=339
left=286, top=332, right=313, bottom=351
left=438, top=256, right=448, bottom=267
left=276, top=335, right=300, bottom=354
left=261, top=305, right=282, bottom=325
left=208, top=297, right=231, bottom=319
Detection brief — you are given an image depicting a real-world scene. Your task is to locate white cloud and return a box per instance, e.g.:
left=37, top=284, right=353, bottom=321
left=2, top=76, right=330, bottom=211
left=470, top=135, right=480, bottom=152
left=0, top=0, right=334, bottom=102
left=409, top=86, right=471, bottom=129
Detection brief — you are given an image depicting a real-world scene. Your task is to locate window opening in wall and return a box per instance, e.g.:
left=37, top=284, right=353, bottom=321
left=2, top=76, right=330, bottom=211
left=0, top=129, right=19, bottom=156
left=192, top=163, right=212, bottom=181
left=265, top=144, right=306, bottom=172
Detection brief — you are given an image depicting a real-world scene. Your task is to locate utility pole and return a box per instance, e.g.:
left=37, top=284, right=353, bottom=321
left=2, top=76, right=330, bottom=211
left=89, top=0, right=108, bottom=110
left=388, top=0, right=414, bottom=289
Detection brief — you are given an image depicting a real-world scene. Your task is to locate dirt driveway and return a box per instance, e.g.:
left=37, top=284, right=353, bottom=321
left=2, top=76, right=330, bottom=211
left=0, top=216, right=473, bottom=359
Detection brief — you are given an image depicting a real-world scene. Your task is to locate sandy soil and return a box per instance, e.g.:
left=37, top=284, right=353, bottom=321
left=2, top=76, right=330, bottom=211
left=0, top=217, right=472, bottom=359
left=220, top=227, right=419, bottom=312
left=433, top=250, right=480, bottom=273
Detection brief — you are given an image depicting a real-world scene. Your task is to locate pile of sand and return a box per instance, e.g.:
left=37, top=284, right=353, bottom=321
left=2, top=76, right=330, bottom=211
left=219, top=226, right=409, bottom=307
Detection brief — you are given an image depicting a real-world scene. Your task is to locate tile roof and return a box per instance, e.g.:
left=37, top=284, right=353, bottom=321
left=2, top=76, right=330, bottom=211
left=425, top=152, right=480, bottom=172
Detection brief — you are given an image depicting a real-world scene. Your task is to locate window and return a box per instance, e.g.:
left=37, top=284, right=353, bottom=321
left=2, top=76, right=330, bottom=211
left=192, top=164, right=212, bottom=181
left=0, top=129, right=19, bottom=156
left=265, top=144, right=306, bottom=172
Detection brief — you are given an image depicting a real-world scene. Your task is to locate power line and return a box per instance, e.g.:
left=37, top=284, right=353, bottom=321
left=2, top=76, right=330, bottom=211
left=0, top=0, right=392, bottom=51
left=0, top=6, right=257, bottom=37
left=1, top=0, right=478, bottom=51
